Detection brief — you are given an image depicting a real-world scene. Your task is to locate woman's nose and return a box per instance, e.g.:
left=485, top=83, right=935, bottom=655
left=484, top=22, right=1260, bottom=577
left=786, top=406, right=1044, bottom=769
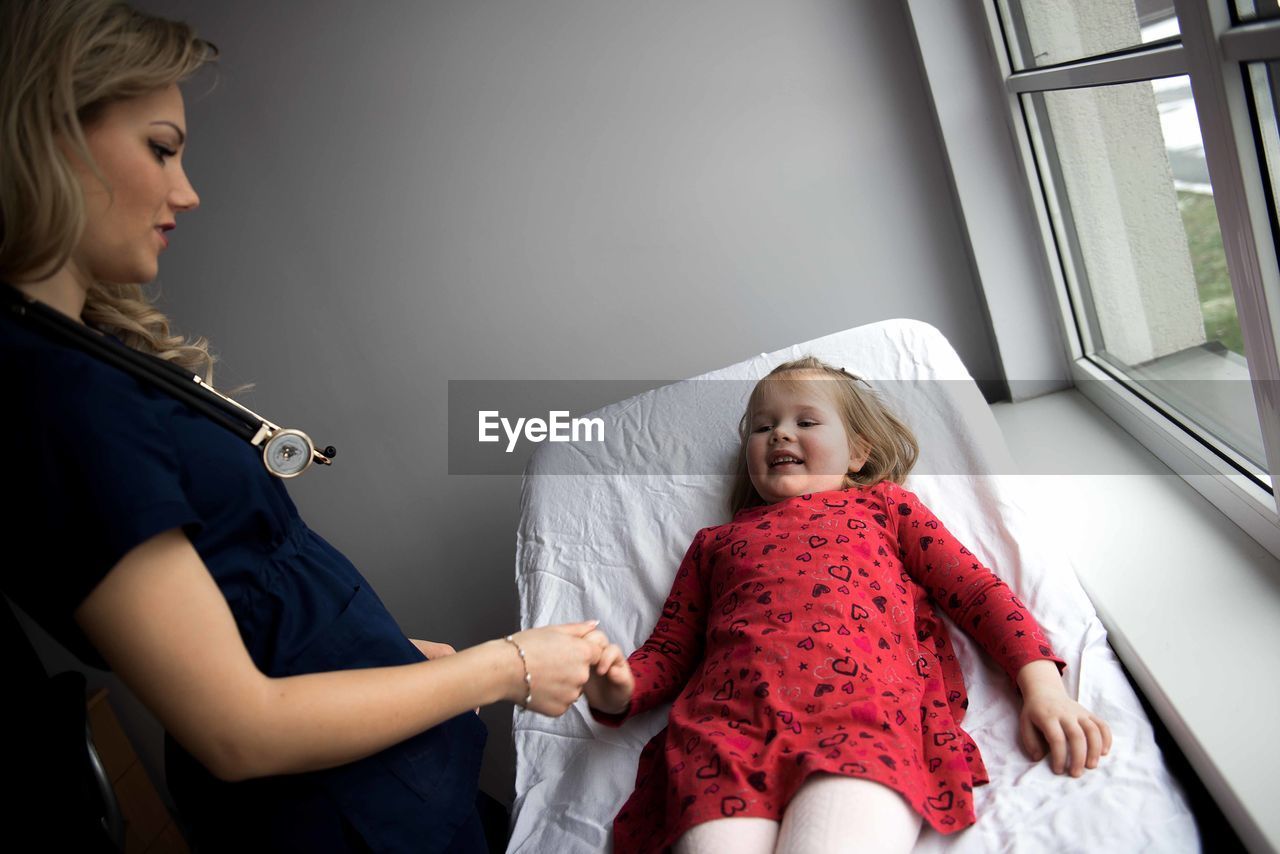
left=171, top=169, right=200, bottom=212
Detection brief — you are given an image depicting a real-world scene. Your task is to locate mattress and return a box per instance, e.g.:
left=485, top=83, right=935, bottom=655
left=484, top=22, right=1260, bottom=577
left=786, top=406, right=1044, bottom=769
left=509, top=319, right=1197, bottom=853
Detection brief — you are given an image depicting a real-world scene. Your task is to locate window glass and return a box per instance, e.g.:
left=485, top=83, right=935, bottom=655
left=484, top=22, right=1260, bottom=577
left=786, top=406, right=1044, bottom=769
left=998, top=0, right=1178, bottom=71
left=1235, top=0, right=1280, bottom=22
left=1025, top=77, right=1266, bottom=472
left=1249, top=62, right=1280, bottom=237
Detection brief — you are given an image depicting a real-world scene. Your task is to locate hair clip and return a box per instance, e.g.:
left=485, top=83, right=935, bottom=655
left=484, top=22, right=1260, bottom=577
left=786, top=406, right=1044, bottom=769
left=838, top=366, right=872, bottom=388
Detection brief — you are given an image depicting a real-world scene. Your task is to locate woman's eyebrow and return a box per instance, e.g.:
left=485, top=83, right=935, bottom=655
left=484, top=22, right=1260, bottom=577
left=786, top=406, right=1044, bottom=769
left=150, top=120, right=186, bottom=144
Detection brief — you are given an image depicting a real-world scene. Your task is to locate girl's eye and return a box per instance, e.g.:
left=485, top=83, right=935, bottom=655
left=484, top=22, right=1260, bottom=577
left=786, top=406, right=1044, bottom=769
left=753, top=425, right=771, bottom=433
left=798, top=420, right=818, bottom=427
left=149, top=141, right=176, bottom=162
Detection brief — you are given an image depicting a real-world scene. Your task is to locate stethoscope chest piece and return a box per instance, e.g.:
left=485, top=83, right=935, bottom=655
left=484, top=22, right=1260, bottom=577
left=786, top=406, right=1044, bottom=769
left=263, top=428, right=316, bottom=478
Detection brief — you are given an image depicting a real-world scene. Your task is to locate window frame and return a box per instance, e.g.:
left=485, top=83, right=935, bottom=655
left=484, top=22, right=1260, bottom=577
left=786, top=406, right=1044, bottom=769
left=977, top=0, right=1280, bottom=559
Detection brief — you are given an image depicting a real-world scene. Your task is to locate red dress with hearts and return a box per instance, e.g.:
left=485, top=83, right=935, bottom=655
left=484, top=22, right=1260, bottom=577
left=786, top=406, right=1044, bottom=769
left=592, top=482, right=1065, bottom=852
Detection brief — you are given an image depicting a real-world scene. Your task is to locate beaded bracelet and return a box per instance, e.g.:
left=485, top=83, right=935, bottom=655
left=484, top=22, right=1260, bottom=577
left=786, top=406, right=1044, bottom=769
left=504, top=634, right=533, bottom=707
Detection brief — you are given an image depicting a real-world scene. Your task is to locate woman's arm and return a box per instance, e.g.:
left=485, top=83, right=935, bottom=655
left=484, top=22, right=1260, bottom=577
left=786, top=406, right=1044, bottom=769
left=75, top=527, right=602, bottom=782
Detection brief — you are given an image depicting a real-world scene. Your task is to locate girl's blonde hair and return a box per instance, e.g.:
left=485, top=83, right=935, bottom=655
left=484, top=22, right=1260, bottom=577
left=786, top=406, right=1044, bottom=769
left=729, top=356, right=919, bottom=514
left=0, top=0, right=226, bottom=384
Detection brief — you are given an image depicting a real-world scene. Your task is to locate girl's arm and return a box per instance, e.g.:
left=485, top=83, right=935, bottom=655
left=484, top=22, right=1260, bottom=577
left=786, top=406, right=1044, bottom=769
left=75, top=527, right=606, bottom=782
left=588, top=528, right=713, bottom=724
left=885, top=483, right=1064, bottom=682
left=886, top=484, right=1110, bottom=774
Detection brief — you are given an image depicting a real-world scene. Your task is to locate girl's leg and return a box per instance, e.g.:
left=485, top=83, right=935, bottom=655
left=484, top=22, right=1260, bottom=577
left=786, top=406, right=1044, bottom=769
left=672, top=817, right=779, bottom=854
left=775, top=774, right=921, bottom=854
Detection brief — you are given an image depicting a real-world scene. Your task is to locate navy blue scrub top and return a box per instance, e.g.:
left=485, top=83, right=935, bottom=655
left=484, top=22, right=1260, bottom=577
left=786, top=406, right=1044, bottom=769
left=0, top=308, right=486, bottom=853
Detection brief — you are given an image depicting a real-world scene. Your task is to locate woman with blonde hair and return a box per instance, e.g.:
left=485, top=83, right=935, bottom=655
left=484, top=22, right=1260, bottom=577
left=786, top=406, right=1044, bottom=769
left=0, top=1, right=610, bottom=851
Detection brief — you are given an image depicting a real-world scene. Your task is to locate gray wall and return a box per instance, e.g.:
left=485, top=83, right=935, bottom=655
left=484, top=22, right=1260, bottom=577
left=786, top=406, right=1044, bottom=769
left=30, top=0, right=996, bottom=805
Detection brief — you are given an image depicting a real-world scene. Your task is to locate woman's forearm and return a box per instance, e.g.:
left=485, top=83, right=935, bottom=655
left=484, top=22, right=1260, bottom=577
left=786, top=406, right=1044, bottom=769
left=76, top=529, right=548, bottom=784
left=223, top=638, right=519, bottom=780
left=70, top=526, right=470, bottom=783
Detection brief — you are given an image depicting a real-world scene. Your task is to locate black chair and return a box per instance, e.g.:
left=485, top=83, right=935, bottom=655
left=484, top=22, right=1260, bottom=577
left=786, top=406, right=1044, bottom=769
left=1, top=597, right=123, bottom=851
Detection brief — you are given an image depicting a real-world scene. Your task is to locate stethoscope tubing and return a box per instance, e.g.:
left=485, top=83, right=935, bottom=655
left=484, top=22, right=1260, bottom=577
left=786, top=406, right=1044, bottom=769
left=2, top=283, right=257, bottom=436
left=1, top=282, right=332, bottom=475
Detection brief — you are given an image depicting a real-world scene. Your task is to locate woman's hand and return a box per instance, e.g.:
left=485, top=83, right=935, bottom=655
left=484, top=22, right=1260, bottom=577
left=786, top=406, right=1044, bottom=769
left=503, top=621, right=606, bottom=717
left=408, top=639, right=457, bottom=659
left=582, top=639, right=635, bottom=716
left=1016, top=660, right=1112, bottom=777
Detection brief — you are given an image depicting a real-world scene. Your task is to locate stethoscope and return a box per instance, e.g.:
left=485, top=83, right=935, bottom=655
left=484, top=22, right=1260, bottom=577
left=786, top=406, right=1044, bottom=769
left=1, top=282, right=336, bottom=478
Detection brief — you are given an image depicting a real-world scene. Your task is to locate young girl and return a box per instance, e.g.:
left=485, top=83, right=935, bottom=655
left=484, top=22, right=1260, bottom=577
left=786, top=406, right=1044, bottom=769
left=585, top=357, right=1112, bottom=854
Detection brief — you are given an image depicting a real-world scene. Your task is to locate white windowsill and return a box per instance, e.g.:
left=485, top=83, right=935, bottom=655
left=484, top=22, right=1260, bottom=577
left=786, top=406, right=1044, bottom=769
left=991, top=388, right=1280, bottom=854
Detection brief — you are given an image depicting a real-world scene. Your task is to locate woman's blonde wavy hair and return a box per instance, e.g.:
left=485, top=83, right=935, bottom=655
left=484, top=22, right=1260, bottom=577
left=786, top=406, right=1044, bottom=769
left=0, top=0, right=226, bottom=384
left=729, top=356, right=919, bottom=515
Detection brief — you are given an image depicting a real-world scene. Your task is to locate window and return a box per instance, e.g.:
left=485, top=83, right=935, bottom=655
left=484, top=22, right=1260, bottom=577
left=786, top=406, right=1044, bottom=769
left=985, top=0, right=1280, bottom=549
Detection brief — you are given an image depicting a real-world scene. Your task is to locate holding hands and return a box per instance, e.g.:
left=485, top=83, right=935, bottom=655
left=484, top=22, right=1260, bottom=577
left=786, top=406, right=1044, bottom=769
left=1015, top=659, right=1113, bottom=777
left=583, top=637, right=635, bottom=716
left=495, top=633, right=1112, bottom=779
left=501, top=621, right=612, bottom=717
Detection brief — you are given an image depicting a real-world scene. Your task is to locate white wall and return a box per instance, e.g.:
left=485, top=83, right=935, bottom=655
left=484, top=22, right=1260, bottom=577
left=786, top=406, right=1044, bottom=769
left=47, top=0, right=1000, bottom=804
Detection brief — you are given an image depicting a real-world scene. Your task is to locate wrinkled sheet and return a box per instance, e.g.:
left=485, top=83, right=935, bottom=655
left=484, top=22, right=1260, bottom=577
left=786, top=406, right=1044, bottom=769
left=510, top=320, right=1196, bottom=853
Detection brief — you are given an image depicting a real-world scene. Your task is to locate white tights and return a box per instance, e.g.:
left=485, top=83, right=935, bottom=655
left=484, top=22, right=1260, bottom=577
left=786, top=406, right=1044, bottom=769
left=672, top=775, right=922, bottom=854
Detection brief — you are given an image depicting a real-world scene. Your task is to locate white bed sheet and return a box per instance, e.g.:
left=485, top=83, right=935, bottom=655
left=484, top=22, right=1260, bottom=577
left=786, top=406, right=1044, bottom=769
left=509, top=320, right=1197, bottom=853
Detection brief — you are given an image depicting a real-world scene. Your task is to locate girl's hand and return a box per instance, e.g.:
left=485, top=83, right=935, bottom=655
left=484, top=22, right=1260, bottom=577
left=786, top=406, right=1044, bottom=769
left=409, top=639, right=457, bottom=659
left=504, top=621, right=605, bottom=717
left=583, top=641, right=635, bottom=716
left=1016, top=660, right=1113, bottom=777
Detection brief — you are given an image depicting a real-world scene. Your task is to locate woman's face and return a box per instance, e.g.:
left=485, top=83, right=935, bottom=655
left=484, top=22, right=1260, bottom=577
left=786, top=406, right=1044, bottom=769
left=68, top=84, right=199, bottom=286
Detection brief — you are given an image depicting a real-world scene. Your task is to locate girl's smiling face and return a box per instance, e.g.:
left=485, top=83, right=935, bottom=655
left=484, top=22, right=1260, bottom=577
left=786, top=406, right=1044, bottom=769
left=746, top=373, right=869, bottom=504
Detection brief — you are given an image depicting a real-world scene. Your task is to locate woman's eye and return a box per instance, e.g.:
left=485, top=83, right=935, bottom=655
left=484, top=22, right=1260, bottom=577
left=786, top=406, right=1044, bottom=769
left=149, top=142, right=176, bottom=162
